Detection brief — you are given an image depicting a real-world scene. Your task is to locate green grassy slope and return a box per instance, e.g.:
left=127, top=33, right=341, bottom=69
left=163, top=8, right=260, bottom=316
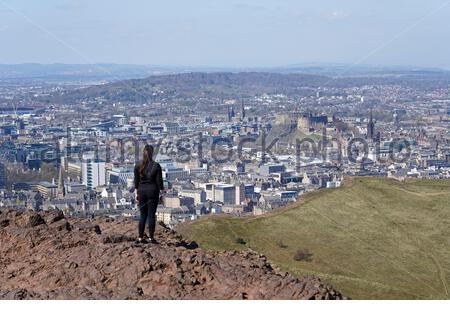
left=177, top=178, right=450, bottom=299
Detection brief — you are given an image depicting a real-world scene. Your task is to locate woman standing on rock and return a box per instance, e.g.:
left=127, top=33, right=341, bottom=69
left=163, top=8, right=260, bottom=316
left=134, top=145, right=165, bottom=244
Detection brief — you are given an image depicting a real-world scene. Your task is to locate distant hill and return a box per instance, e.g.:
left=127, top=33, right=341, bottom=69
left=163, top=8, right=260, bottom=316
left=177, top=178, right=450, bottom=299
left=46, top=72, right=328, bottom=104
left=45, top=70, right=450, bottom=104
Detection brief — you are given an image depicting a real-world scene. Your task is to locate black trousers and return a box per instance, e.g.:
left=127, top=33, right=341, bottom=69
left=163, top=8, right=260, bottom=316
left=138, top=188, right=159, bottom=238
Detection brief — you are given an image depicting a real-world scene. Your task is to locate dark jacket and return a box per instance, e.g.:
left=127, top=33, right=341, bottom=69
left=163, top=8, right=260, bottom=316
left=134, top=160, right=164, bottom=191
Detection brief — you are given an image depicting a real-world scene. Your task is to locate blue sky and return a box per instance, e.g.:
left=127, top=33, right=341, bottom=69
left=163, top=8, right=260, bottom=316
left=1, top=0, right=449, bottom=68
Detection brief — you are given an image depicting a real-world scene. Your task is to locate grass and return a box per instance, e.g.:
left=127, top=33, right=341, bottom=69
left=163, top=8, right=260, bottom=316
left=177, top=177, right=450, bottom=299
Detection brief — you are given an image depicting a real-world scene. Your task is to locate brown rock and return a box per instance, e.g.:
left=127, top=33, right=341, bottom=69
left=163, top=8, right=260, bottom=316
left=43, top=210, right=65, bottom=224
left=0, top=210, right=348, bottom=300
left=26, top=214, right=46, bottom=228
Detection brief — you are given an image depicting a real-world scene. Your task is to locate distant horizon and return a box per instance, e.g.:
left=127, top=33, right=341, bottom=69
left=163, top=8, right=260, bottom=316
left=0, top=61, right=449, bottom=71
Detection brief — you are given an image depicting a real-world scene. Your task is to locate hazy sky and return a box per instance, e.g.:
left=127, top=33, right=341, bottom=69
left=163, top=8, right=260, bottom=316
left=1, top=0, right=450, bottom=68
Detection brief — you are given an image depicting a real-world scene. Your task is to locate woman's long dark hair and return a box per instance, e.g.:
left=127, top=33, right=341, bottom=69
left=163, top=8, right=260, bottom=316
left=140, top=145, right=154, bottom=179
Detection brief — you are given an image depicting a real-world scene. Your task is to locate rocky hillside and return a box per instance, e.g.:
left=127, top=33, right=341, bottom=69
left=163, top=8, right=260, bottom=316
left=0, top=209, right=346, bottom=300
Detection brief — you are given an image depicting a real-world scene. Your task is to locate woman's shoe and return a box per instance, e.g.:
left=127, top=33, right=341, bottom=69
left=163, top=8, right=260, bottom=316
left=137, top=237, right=149, bottom=244
left=149, top=238, right=158, bottom=244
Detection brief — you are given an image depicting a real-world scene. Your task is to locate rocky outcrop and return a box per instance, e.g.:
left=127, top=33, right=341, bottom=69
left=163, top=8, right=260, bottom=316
left=0, top=209, right=347, bottom=300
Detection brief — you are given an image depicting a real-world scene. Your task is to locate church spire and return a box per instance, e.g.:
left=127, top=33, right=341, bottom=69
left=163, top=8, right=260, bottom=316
left=57, top=165, right=65, bottom=199
left=367, top=107, right=375, bottom=140
left=241, top=99, right=246, bottom=120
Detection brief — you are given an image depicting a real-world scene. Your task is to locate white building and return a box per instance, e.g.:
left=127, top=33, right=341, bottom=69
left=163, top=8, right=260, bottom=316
left=205, top=183, right=236, bottom=204
left=81, top=154, right=106, bottom=189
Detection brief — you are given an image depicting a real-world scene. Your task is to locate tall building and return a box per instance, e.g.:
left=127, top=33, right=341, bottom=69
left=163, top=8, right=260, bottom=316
left=367, top=108, right=375, bottom=140
left=227, top=105, right=235, bottom=122
left=81, top=154, right=106, bottom=190
left=241, top=99, right=246, bottom=120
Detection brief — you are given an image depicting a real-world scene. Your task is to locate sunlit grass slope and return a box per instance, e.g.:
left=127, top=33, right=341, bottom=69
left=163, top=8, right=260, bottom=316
left=177, top=178, right=450, bottom=299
